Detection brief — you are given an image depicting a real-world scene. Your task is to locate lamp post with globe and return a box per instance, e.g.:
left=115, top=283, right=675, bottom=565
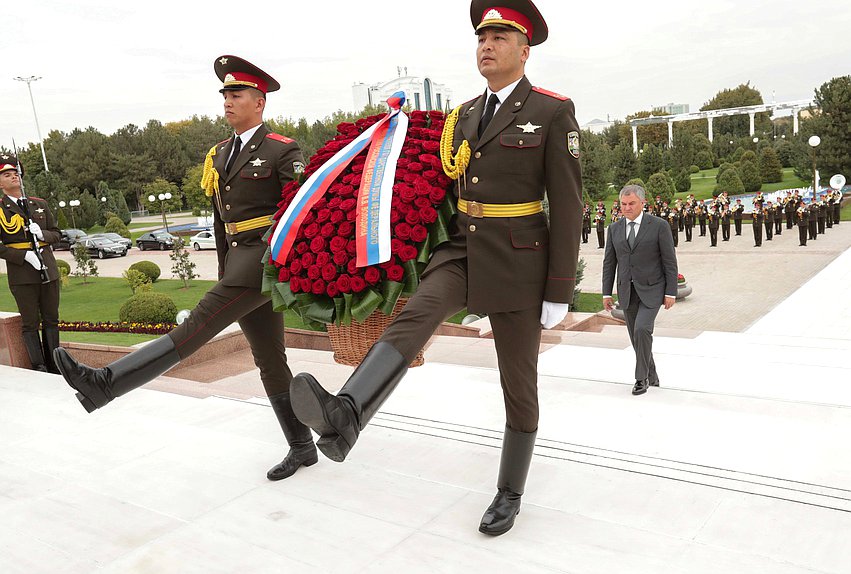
left=808, top=135, right=821, bottom=202
left=59, top=199, right=80, bottom=228
left=149, top=192, right=172, bottom=233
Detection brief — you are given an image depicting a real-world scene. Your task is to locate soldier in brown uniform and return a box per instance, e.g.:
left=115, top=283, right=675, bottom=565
left=53, top=56, right=317, bottom=481
left=0, top=156, right=61, bottom=373
left=752, top=204, right=764, bottom=247
left=796, top=200, right=809, bottom=246
left=289, top=0, right=582, bottom=536
left=763, top=201, right=773, bottom=241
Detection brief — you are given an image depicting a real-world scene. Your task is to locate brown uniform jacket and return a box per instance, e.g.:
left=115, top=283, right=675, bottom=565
left=428, top=76, right=583, bottom=313
left=211, top=125, right=304, bottom=289
left=0, top=194, right=61, bottom=285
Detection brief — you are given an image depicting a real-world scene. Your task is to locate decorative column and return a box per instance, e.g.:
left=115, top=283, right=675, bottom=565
left=668, top=120, right=674, bottom=148
left=793, top=110, right=800, bottom=135
left=632, top=124, right=638, bottom=155
left=707, top=116, right=714, bottom=142
left=749, top=112, right=755, bottom=136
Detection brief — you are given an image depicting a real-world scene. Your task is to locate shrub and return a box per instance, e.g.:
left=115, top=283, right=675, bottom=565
left=625, top=178, right=646, bottom=188
left=738, top=160, right=762, bottom=193
left=119, top=291, right=178, bottom=324
left=674, top=168, right=692, bottom=193
left=695, top=150, right=714, bottom=170
left=759, top=147, right=783, bottom=183
left=55, top=259, right=71, bottom=275
left=129, top=260, right=161, bottom=283
left=72, top=242, right=98, bottom=283
left=689, top=165, right=700, bottom=174
left=740, top=150, right=757, bottom=164
left=122, top=268, right=153, bottom=294
left=717, top=162, right=735, bottom=183
left=170, top=238, right=198, bottom=288
left=191, top=206, right=201, bottom=216
left=646, top=172, right=676, bottom=205
left=104, top=216, right=131, bottom=239
left=715, top=167, right=745, bottom=196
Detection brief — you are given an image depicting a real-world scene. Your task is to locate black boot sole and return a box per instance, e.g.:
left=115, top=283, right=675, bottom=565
left=291, top=374, right=354, bottom=463
left=479, top=509, right=519, bottom=536
left=266, top=451, right=320, bottom=481
left=54, top=348, right=105, bottom=414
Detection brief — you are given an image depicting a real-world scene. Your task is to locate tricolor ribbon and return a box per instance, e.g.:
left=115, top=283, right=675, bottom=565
left=269, top=92, right=408, bottom=267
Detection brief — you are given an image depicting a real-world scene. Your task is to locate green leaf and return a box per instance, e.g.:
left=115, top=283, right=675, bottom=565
left=417, top=235, right=431, bottom=264
left=333, top=296, right=346, bottom=325
left=275, top=282, right=296, bottom=308
left=304, top=298, right=335, bottom=324
left=270, top=283, right=287, bottom=313
left=341, top=293, right=354, bottom=326
left=379, top=281, right=404, bottom=315
left=261, top=264, right=277, bottom=297
left=401, top=259, right=419, bottom=295
left=351, top=288, right=384, bottom=323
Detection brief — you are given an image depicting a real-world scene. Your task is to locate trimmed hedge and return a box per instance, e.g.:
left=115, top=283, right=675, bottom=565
left=119, top=291, right=177, bottom=324
left=56, top=259, right=71, bottom=275
left=128, top=260, right=161, bottom=283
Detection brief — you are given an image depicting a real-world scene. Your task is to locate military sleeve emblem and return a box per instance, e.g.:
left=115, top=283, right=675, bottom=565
left=567, top=131, right=580, bottom=159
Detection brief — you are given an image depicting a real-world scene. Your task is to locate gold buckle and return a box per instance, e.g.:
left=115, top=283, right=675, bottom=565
left=224, top=222, right=238, bottom=235
left=467, top=201, right=484, bottom=218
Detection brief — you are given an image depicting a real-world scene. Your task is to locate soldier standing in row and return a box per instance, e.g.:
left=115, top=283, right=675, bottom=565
left=594, top=207, right=606, bottom=248
left=667, top=204, right=679, bottom=247
left=731, top=199, right=744, bottom=235
left=817, top=195, right=827, bottom=234
left=764, top=201, right=774, bottom=241
left=752, top=204, right=764, bottom=247
left=826, top=194, right=834, bottom=229
left=808, top=201, right=819, bottom=240
left=773, top=199, right=783, bottom=235
left=797, top=200, right=809, bottom=246
left=720, top=205, right=731, bottom=241
left=833, top=190, right=842, bottom=224
left=581, top=202, right=591, bottom=244
left=697, top=200, right=707, bottom=236
left=707, top=204, right=719, bottom=247
left=54, top=56, right=318, bottom=482
left=0, top=155, right=62, bottom=373
left=683, top=203, right=694, bottom=242
left=785, top=191, right=796, bottom=229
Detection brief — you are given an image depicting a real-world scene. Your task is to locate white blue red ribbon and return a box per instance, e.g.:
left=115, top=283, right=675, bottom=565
left=270, top=92, right=408, bottom=267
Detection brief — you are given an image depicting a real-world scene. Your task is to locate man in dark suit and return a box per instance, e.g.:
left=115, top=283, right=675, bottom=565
left=602, top=185, right=677, bottom=396
left=0, top=155, right=62, bottom=373
left=53, top=56, right=317, bottom=482
left=289, top=0, right=582, bottom=537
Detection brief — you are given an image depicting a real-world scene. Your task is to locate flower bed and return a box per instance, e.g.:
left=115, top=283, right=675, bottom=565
left=262, top=110, right=455, bottom=329
left=58, top=321, right=176, bottom=335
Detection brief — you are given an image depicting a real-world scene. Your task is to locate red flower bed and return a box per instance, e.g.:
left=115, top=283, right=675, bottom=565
left=262, top=110, right=455, bottom=327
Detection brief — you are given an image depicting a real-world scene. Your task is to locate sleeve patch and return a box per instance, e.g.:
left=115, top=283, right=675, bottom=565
left=567, top=131, right=580, bottom=158
left=266, top=133, right=295, bottom=144
left=532, top=87, right=569, bottom=101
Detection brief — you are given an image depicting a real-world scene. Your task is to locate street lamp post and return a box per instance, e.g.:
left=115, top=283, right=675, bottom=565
left=149, top=192, right=172, bottom=233
left=13, top=76, right=49, bottom=172
left=59, top=199, right=80, bottom=228
left=808, top=135, right=821, bottom=202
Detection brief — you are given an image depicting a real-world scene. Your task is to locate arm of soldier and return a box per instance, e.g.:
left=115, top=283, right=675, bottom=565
left=275, top=141, right=305, bottom=188
left=601, top=224, right=617, bottom=310
left=542, top=98, right=583, bottom=305
left=659, top=221, right=678, bottom=308
left=0, top=242, right=28, bottom=266
left=40, top=201, right=62, bottom=246
left=212, top=198, right=227, bottom=280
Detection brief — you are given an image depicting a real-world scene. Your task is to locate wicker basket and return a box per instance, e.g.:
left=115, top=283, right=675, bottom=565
left=326, top=297, right=424, bottom=367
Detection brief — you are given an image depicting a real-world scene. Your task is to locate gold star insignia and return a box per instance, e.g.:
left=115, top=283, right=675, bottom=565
left=219, top=57, right=228, bottom=65
left=250, top=158, right=266, bottom=167
left=517, top=122, right=541, bottom=134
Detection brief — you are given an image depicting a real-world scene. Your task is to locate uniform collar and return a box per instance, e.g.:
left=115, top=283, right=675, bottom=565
left=485, top=76, right=524, bottom=107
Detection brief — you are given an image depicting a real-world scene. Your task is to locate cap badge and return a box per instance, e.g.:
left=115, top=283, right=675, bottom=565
left=224, top=73, right=236, bottom=83
left=219, top=57, right=228, bottom=65
left=250, top=158, right=267, bottom=167
left=484, top=8, right=504, bottom=20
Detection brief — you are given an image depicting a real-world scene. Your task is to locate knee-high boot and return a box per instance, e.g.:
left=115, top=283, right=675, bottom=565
left=290, top=342, right=407, bottom=463
left=266, top=391, right=319, bottom=480
left=22, top=331, right=48, bottom=373
left=479, top=425, right=537, bottom=536
left=42, top=327, right=61, bottom=375
left=53, top=335, right=180, bottom=413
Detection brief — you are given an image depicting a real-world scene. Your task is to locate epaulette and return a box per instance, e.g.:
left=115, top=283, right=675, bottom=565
left=532, top=87, right=569, bottom=101
left=266, top=133, right=295, bottom=144
left=27, top=196, right=43, bottom=201
left=217, top=138, right=229, bottom=146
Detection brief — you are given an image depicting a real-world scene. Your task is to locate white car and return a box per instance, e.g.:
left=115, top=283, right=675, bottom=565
left=188, top=230, right=217, bottom=251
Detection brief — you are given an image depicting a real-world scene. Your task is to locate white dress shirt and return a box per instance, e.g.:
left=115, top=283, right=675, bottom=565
left=226, top=123, right=263, bottom=166
left=484, top=77, right=523, bottom=115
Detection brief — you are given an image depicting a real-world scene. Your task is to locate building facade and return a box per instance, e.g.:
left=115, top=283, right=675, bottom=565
left=353, top=75, right=452, bottom=112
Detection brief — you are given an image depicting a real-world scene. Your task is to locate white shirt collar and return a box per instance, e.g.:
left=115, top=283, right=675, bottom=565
left=626, top=211, right=644, bottom=226
left=486, top=77, right=523, bottom=113
left=234, top=123, right=263, bottom=145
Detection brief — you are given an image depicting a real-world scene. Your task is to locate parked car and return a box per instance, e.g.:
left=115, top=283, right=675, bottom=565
left=89, top=232, right=133, bottom=250
left=79, top=237, right=127, bottom=259
left=188, top=230, right=216, bottom=251
left=56, top=228, right=88, bottom=251
left=136, top=231, right=176, bottom=251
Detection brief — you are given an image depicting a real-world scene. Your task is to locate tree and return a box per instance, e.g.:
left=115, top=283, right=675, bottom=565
left=623, top=109, right=671, bottom=147
left=671, top=129, right=695, bottom=171
left=794, top=75, right=851, bottom=186
left=717, top=163, right=735, bottom=182
left=646, top=172, right=676, bottom=205
left=610, top=140, right=637, bottom=190
left=72, top=243, right=98, bottom=284
left=700, top=82, right=771, bottom=137
left=61, top=128, right=112, bottom=191
left=139, top=120, right=190, bottom=184
left=674, top=168, right=692, bottom=193
left=715, top=167, right=745, bottom=196
left=758, top=147, right=783, bottom=183
left=142, top=178, right=182, bottom=214
left=579, top=130, right=611, bottom=201
left=774, top=139, right=795, bottom=168
left=181, top=163, right=211, bottom=217
left=738, top=160, right=762, bottom=193
left=104, top=216, right=131, bottom=239
left=625, top=178, right=646, bottom=188
left=695, top=151, right=714, bottom=170
left=638, top=144, right=664, bottom=181
left=170, top=238, right=198, bottom=288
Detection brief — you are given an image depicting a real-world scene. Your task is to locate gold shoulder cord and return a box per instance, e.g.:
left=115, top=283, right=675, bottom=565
left=201, top=145, right=224, bottom=214
left=440, top=105, right=472, bottom=199
left=0, top=208, right=24, bottom=234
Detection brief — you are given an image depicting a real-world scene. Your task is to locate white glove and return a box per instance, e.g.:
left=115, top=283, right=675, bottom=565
left=540, top=301, right=570, bottom=329
left=28, top=222, right=44, bottom=241
left=24, top=251, right=45, bottom=270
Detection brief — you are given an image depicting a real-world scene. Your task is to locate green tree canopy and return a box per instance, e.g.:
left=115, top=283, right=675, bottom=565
left=700, top=82, right=771, bottom=137
left=646, top=172, right=676, bottom=204
left=716, top=166, right=745, bottom=196
left=758, top=147, right=783, bottom=183
left=638, top=144, right=665, bottom=182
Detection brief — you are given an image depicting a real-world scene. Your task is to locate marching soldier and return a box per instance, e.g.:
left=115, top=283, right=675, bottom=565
left=581, top=202, right=591, bottom=243
left=289, top=0, right=583, bottom=536
left=797, top=200, right=809, bottom=246
left=732, top=199, right=744, bottom=235
left=807, top=201, right=819, bottom=240
left=784, top=191, right=795, bottom=229
left=675, top=199, right=685, bottom=232
left=817, top=195, right=827, bottom=234
left=826, top=193, right=834, bottom=229
left=752, top=203, right=764, bottom=247
left=697, top=200, right=707, bottom=236
left=683, top=203, right=694, bottom=242
left=0, top=155, right=61, bottom=373
left=763, top=201, right=774, bottom=241
left=774, top=199, right=783, bottom=235
left=667, top=204, right=679, bottom=247
left=653, top=195, right=662, bottom=216
left=53, top=56, right=318, bottom=482
left=720, top=205, right=731, bottom=241
left=707, top=204, right=719, bottom=247
left=833, top=190, right=842, bottom=224
left=752, top=191, right=764, bottom=210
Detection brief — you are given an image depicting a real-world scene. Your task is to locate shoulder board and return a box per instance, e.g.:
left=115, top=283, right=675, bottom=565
left=463, top=95, right=478, bottom=106
left=532, top=87, right=570, bottom=101
left=266, top=133, right=294, bottom=144
left=217, top=138, right=229, bottom=146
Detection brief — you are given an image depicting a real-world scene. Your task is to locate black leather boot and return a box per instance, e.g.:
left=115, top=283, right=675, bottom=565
left=290, top=342, right=407, bottom=462
left=42, top=327, right=61, bottom=375
left=267, top=391, right=319, bottom=480
left=53, top=335, right=180, bottom=413
left=479, top=425, right=537, bottom=536
left=22, top=331, right=48, bottom=372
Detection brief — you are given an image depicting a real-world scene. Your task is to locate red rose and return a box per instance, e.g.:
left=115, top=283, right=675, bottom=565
left=410, top=225, right=428, bottom=243
left=300, top=277, right=312, bottom=293
left=336, top=275, right=352, bottom=293
left=302, top=211, right=316, bottom=225
left=330, top=236, right=347, bottom=252
left=330, top=210, right=345, bottom=224
left=328, top=195, right=342, bottom=208
left=310, top=236, right=326, bottom=253
left=420, top=206, right=438, bottom=224
left=379, top=256, right=397, bottom=269
left=340, top=198, right=357, bottom=212
left=295, top=241, right=309, bottom=254
left=364, top=267, right=381, bottom=285
left=333, top=251, right=349, bottom=266
left=395, top=223, right=412, bottom=240
left=326, top=282, right=340, bottom=298
left=301, top=252, right=315, bottom=267
left=289, top=260, right=303, bottom=275
left=320, top=223, right=336, bottom=238
left=391, top=238, right=404, bottom=254
left=316, top=208, right=331, bottom=223
left=290, top=279, right=301, bottom=293
left=414, top=196, right=431, bottom=209
left=398, top=245, right=418, bottom=261
left=339, top=184, right=355, bottom=197
left=311, top=279, right=326, bottom=295
left=278, top=268, right=291, bottom=282
left=399, top=186, right=417, bottom=203
left=396, top=201, right=412, bottom=214
left=408, top=162, right=424, bottom=173
left=429, top=187, right=446, bottom=204
left=386, top=265, right=405, bottom=282
left=350, top=276, right=367, bottom=293
left=403, top=173, right=418, bottom=184
left=346, top=240, right=357, bottom=255
left=337, top=221, right=354, bottom=237
left=316, top=252, right=331, bottom=266
left=397, top=158, right=410, bottom=169
left=422, top=140, right=440, bottom=153
left=346, top=210, right=357, bottom=222
left=350, top=174, right=362, bottom=187
left=350, top=162, right=364, bottom=174
left=347, top=259, right=362, bottom=276
left=390, top=210, right=401, bottom=224
left=322, top=263, right=338, bottom=282
left=304, top=223, right=320, bottom=239
left=405, top=210, right=421, bottom=225
left=307, top=265, right=321, bottom=280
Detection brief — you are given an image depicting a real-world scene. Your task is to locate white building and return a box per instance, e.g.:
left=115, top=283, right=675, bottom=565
left=581, top=118, right=613, bottom=134
left=353, top=74, right=452, bottom=112
left=659, top=102, right=690, bottom=115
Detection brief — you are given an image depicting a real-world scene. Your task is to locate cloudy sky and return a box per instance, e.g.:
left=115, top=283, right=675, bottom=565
left=4, top=0, right=849, bottom=147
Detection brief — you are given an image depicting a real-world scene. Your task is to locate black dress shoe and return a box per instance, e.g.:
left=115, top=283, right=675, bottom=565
left=632, top=379, right=649, bottom=395
left=479, top=489, right=522, bottom=536
left=649, top=379, right=660, bottom=387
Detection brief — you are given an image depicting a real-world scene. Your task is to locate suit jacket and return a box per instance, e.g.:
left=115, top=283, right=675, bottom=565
left=601, top=214, right=677, bottom=309
left=211, top=124, right=304, bottom=289
left=426, top=76, right=583, bottom=313
left=0, top=194, right=61, bottom=285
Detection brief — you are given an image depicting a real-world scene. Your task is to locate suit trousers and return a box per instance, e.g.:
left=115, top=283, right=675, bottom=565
left=9, top=280, right=60, bottom=333
left=624, top=284, right=660, bottom=383
left=734, top=219, right=742, bottom=235
left=167, top=282, right=292, bottom=396
left=378, top=258, right=543, bottom=433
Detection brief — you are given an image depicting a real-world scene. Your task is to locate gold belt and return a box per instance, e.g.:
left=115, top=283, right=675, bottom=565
left=4, top=241, right=48, bottom=249
left=457, top=199, right=543, bottom=218
left=224, top=214, right=275, bottom=235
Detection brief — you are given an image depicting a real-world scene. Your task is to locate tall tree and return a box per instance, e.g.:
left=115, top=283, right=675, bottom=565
left=795, top=76, right=851, bottom=186
left=610, top=140, right=637, bottom=190
left=700, top=82, right=771, bottom=137
left=579, top=130, right=611, bottom=201
left=638, top=144, right=664, bottom=182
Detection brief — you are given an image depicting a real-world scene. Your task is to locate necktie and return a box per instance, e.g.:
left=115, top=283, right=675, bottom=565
left=226, top=136, right=242, bottom=174
left=628, top=221, right=636, bottom=249
left=478, top=93, right=500, bottom=137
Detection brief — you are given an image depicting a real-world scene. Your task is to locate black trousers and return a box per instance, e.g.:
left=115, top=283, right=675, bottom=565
left=670, top=228, right=678, bottom=247
left=596, top=228, right=605, bottom=248
left=786, top=212, right=794, bottom=229
left=798, top=224, right=808, bottom=245
left=721, top=223, right=730, bottom=241
left=753, top=222, right=762, bottom=246
left=624, top=285, right=660, bottom=383
left=684, top=223, right=692, bottom=242
left=764, top=221, right=773, bottom=240
left=818, top=217, right=826, bottom=234
left=379, top=259, right=543, bottom=433
left=582, top=226, right=590, bottom=243
left=809, top=221, right=817, bottom=240
left=709, top=226, right=718, bottom=246
left=775, top=218, right=783, bottom=234
left=698, top=220, right=706, bottom=236
left=167, top=283, right=292, bottom=396
left=734, top=219, right=742, bottom=235
left=9, top=280, right=60, bottom=333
